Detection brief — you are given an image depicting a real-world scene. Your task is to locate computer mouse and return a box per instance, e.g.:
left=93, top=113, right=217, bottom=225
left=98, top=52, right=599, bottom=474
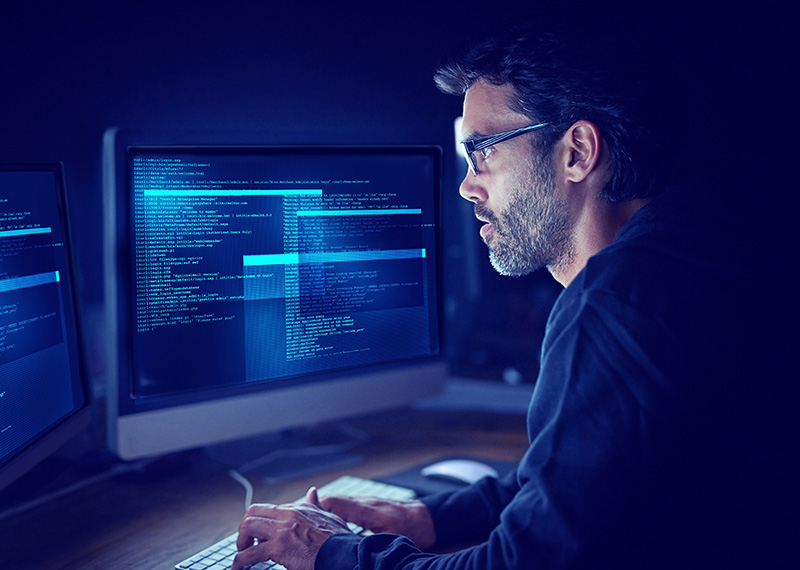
left=420, top=458, right=500, bottom=485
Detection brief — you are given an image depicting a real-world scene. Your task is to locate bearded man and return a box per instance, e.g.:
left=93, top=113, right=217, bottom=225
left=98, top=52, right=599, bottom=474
left=232, top=25, right=771, bottom=570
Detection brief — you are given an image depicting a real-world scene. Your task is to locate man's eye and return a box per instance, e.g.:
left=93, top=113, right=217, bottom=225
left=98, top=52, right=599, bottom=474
left=479, top=146, right=495, bottom=160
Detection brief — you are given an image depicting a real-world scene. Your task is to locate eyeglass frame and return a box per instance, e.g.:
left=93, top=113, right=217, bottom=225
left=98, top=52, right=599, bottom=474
left=460, top=122, right=550, bottom=175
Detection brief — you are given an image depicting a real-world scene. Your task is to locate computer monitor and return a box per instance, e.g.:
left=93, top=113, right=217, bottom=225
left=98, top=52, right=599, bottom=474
left=103, top=129, right=447, bottom=462
left=0, top=163, right=90, bottom=492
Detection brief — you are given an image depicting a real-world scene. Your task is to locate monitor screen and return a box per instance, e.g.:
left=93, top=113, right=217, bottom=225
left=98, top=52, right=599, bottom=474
left=0, top=164, right=89, bottom=492
left=104, top=131, right=446, bottom=460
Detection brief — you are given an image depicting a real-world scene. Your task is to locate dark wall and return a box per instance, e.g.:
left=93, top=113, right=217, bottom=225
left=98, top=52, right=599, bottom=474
left=2, top=2, right=755, bottom=388
left=2, top=1, right=479, bottom=301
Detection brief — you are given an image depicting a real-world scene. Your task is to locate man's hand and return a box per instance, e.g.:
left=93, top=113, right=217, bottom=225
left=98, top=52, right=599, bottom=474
left=232, top=488, right=352, bottom=570
left=320, top=494, right=437, bottom=550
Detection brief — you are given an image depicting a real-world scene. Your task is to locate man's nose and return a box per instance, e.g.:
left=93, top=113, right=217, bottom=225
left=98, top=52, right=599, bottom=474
left=459, top=171, right=488, bottom=203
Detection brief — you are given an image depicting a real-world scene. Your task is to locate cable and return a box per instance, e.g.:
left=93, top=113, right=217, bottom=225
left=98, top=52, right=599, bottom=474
left=227, top=469, right=254, bottom=511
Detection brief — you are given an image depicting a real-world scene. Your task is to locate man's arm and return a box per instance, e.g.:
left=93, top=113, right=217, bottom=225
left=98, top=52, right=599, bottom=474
left=320, top=468, right=520, bottom=552
left=316, top=286, right=686, bottom=569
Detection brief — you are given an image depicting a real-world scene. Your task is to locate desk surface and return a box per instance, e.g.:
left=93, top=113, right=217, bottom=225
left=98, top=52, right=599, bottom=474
left=0, top=408, right=528, bottom=570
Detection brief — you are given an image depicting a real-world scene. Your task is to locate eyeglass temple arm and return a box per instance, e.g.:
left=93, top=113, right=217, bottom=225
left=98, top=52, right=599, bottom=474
left=464, top=123, right=549, bottom=152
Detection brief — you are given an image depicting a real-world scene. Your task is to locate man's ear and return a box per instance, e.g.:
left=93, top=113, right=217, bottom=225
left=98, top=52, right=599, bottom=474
left=561, top=120, right=604, bottom=183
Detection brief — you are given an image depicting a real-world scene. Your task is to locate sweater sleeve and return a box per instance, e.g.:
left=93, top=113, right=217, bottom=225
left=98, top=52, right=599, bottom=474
left=420, top=469, right=520, bottom=548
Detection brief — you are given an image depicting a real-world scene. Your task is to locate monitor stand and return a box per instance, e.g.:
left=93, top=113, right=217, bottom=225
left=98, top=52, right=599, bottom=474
left=203, top=423, right=366, bottom=483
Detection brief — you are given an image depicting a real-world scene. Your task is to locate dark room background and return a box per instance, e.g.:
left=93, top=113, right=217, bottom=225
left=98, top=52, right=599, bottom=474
left=1, top=1, right=753, bottom=401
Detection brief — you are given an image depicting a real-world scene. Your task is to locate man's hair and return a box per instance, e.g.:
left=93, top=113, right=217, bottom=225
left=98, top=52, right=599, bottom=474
left=435, top=26, right=677, bottom=202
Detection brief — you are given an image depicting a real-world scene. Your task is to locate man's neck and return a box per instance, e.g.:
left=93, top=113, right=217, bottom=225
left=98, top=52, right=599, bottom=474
left=549, top=197, right=651, bottom=287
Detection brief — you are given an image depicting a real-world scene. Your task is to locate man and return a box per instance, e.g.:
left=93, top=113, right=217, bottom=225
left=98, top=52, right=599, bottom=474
left=232, top=26, right=768, bottom=570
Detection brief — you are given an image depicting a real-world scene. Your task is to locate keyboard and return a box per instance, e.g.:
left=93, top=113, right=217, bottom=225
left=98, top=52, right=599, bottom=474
left=175, top=475, right=417, bottom=570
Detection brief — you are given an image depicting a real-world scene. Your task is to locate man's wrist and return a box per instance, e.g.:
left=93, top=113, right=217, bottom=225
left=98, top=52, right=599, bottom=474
left=406, top=500, right=437, bottom=550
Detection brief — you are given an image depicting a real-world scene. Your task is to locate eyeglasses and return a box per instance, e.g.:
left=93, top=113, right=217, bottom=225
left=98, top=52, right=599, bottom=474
left=460, top=122, right=550, bottom=175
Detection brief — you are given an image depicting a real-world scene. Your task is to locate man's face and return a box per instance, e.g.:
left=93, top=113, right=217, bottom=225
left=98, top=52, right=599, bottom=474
left=459, top=81, right=572, bottom=277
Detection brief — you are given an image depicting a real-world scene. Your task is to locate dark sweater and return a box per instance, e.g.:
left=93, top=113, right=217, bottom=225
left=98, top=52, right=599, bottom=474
left=318, top=186, right=773, bottom=569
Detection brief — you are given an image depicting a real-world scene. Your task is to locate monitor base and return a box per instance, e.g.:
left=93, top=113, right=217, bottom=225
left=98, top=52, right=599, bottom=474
left=204, top=423, right=367, bottom=484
